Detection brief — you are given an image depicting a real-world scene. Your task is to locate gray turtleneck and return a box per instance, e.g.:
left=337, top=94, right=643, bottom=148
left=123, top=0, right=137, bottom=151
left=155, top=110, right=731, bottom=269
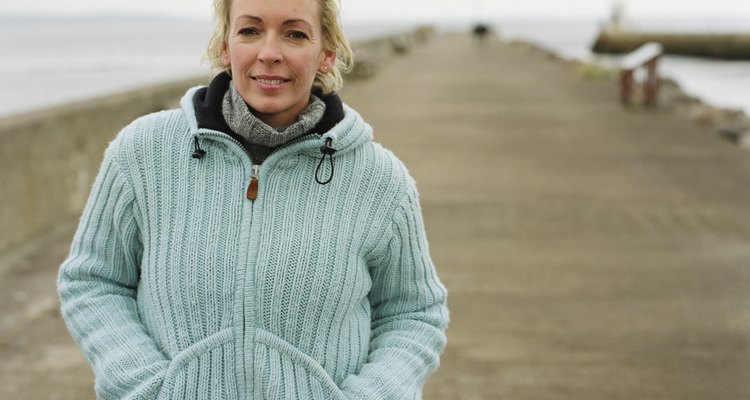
left=222, top=82, right=326, bottom=164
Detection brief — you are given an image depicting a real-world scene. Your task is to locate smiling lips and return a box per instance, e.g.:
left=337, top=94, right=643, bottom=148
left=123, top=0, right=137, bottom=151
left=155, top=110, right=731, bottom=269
left=253, top=76, right=289, bottom=88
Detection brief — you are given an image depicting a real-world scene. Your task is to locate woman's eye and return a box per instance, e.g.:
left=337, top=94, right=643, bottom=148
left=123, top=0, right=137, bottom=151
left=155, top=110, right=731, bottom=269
left=238, top=27, right=259, bottom=36
left=288, top=31, right=309, bottom=40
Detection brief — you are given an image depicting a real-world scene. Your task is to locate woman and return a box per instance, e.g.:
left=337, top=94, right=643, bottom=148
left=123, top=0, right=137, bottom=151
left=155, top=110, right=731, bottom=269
left=57, top=0, right=449, bottom=398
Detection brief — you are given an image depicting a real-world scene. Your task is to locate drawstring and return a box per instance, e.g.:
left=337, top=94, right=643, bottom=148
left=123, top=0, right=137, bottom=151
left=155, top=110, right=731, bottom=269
left=315, top=137, right=336, bottom=185
left=192, top=136, right=206, bottom=159
left=193, top=134, right=335, bottom=185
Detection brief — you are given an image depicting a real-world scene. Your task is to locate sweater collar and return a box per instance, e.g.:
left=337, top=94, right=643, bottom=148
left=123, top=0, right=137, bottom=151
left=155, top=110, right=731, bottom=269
left=182, top=72, right=373, bottom=181
left=222, top=81, right=326, bottom=148
left=192, top=72, right=345, bottom=140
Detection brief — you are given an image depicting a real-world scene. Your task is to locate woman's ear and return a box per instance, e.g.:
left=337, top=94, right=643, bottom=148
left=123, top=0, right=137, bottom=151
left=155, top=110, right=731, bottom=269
left=221, top=44, right=231, bottom=68
left=320, top=49, right=337, bottom=73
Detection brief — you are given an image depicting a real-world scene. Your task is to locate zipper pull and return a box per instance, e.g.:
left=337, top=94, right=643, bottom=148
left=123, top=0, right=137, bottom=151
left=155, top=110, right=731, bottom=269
left=247, top=164, right=260, bottom=201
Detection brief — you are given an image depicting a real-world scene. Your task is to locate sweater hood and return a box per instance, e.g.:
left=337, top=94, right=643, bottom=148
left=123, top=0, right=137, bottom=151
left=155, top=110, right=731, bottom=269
left=179, top=73, right=373, bottom=160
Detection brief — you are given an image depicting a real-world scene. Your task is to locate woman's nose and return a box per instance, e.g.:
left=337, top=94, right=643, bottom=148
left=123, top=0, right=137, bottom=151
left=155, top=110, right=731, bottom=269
left=258, top=36, right=283, bottom=64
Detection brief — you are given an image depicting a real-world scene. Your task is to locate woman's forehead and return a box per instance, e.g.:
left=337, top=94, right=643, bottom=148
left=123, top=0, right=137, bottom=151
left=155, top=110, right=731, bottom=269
left=230, top=0, right=320, bottom=20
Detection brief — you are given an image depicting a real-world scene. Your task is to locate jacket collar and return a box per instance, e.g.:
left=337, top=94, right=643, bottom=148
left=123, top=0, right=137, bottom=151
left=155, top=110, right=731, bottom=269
left=192, top=72, right=345, bottom=139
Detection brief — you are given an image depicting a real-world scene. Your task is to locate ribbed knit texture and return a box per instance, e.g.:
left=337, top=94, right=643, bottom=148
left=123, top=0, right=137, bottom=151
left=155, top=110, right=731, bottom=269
left=58, top=86, right=449, bottom=400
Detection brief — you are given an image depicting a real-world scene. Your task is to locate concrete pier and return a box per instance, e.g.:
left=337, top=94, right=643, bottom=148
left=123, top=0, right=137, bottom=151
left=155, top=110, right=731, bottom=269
left=2, top=33, right=750, bottom=399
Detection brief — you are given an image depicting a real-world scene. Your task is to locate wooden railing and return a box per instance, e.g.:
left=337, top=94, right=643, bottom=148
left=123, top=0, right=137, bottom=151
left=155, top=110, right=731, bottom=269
left=619, top=42, right=663, bottom=106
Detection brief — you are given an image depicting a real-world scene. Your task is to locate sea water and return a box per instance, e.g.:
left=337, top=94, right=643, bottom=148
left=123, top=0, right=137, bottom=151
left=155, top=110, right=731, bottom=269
left=0, top=15, right=415, bottom=118
left=1, top=15, right=749, bottom=118
left=0, top=16, right=213, bottom=117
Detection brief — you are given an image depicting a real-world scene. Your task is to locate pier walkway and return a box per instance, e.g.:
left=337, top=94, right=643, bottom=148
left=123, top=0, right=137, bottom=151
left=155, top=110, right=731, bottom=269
left=2, top=34, right=750, bottom=399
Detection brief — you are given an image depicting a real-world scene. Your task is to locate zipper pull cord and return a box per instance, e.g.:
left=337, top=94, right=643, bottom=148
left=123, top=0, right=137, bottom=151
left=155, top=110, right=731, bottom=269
left=315, top=137, right=336, bottom=185
left=247, top=164, right=260, bottom=201
left=192, top=136, right=206, bottom=159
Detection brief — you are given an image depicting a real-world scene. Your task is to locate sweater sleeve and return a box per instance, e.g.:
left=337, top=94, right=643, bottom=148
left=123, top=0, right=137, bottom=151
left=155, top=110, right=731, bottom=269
left=57, top=139, right=169, bottom=399
left=340, top=181, right=450, bottom=399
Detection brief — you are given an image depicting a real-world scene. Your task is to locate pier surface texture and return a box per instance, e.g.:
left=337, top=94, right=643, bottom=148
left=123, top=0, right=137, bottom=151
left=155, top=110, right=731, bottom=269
left=2, top=34, right=750, bottom=399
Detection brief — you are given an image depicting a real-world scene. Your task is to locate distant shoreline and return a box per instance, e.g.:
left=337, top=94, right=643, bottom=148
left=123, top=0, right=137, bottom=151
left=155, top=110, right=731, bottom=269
left=592, top=29, right=750, bottom=60
left=509, top=38, right=750, bottom=148
left=488, top=18, right=750, bottom=117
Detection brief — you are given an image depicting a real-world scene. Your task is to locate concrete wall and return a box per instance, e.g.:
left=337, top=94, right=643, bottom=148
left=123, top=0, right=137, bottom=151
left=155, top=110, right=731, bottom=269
left=0, top=77, right=207, bottom=255
left=0, top=27, right=433, bottom=255
left=348, top=26, right=435, bottom=78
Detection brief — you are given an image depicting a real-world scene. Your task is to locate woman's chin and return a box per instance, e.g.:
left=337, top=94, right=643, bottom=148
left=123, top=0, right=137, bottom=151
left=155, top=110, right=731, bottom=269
left=249, top=103, right=298, bottom=127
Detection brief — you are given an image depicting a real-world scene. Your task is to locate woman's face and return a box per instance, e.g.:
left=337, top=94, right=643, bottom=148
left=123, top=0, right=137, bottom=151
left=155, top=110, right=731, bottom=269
left=222, top=0, right=336, bottom=127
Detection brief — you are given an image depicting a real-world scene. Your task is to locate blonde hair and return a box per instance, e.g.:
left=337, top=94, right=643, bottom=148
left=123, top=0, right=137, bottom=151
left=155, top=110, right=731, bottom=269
left=206, top=0, right=354, bottom=95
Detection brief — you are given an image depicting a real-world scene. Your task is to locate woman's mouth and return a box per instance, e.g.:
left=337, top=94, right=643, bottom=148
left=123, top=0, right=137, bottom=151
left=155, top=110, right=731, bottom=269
left=257, top=78, right=285, bottom=85
left=253, top=76, right=289, bottom=89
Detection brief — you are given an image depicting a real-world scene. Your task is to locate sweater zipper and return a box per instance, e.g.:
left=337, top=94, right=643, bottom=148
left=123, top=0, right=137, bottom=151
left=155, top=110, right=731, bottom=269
left=197, top=131, right=321, bottom=201
left=195, top=131, right=259, bottom=200
left=195, top=130, right=256, bottom=397
left=245, top=133, right=319, bottom=201
left=246, top=165, right=260, bottom=200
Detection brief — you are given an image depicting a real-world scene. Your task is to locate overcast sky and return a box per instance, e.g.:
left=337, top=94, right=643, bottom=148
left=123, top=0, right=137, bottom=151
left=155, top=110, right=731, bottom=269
left=2, top=0, right=749, bottom=22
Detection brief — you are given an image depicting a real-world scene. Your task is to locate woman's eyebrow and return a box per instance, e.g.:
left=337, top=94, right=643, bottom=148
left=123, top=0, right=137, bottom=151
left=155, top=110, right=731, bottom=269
left=235, top=15, right=263, bottom=24
left=282, top=19, right=313, bottom=30
left=235, top=15, right=313, bottom=31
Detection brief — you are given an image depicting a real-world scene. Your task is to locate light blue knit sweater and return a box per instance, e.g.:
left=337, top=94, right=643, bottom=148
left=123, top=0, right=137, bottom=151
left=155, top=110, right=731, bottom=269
left=58, top=86, right=449, bottom=399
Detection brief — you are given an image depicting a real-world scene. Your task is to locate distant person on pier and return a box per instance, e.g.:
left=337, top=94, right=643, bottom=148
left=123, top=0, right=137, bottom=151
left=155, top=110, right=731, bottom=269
left=473, top=23, right=492, bottom=46
left=57, top=0, right=449, bottom=398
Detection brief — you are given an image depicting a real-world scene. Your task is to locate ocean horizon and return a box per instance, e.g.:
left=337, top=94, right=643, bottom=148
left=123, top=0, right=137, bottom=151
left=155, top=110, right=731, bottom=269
left=0, top=15, right=422, bottom=118
left=2, top=15, right=749, bottom=118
